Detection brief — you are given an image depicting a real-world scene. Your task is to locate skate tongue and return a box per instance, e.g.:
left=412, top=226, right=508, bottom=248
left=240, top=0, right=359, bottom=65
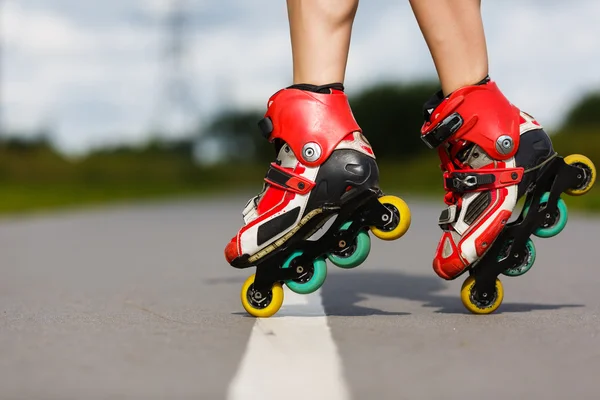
left=242, top=195, right=260, bottom=224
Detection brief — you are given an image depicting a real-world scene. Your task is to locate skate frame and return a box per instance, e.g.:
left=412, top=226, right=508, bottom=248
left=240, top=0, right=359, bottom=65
left=240, top=188, right=397, bottom=296
left=468, top=156, right=587, bottom=305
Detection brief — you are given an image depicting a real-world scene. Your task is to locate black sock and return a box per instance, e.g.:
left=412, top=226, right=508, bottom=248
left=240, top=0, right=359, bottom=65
left=287, top=82, right=345, bottom=93
left=475, top=75, right=491, bottom=86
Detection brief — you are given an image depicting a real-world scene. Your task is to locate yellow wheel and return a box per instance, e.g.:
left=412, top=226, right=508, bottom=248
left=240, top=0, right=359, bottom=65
left=240, top=274, right=284, bottom=318
left=460, top=275, right=504, bottom=315
left=370, top=195, right=411, bottom=241
left=564, top=154, right=596, bottom=196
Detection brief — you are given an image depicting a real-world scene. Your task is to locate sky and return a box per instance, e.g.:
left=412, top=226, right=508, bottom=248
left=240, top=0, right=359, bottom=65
left=1, top=0, right=600, bottom=155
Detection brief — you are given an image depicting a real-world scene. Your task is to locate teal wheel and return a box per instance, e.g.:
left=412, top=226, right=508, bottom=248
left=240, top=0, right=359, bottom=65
left=327, top=221, right=371, bottom=269
left=501, top=238, right=537, bottom=277
left=283, top=250, right=327, bottom=294
left=523, top=192, right=568, bottom=238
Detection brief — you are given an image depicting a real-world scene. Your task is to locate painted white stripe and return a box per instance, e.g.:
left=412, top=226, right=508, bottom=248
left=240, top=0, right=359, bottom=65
left=227, top=287, right=350, bottom=400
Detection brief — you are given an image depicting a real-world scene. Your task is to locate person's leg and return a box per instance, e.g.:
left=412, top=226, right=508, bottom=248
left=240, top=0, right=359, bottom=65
left=410, top=0, right=557, bottom=284
left=225, top=1, right=411, bottom=318
left=409, top=0, right=488, bottom=95
left=287, top=0, right=359, bottom=85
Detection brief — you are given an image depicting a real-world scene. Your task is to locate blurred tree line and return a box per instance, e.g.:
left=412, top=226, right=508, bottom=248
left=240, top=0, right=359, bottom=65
left=196, top=82, right=600, bottom=165
left=0, top=81, right=598, bottom=212
left=199, top=81, right=440, bottom=164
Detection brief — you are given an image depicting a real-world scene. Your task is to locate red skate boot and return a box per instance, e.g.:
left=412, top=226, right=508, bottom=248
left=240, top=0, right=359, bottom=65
left=225, top=83, right=411, bottom=318
left=421, top=77, right=596, bottom=314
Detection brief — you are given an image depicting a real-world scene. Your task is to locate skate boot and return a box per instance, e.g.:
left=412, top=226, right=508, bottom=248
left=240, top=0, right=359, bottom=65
left=420, top=77, right=596, bottom=314
left=225, top=83, right=411, bottom=318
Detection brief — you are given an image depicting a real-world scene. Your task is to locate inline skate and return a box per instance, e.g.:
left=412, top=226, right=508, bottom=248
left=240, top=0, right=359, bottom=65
left=420, top=77, right=596, bottom=314
left=225, top=83, right=411, bottom=318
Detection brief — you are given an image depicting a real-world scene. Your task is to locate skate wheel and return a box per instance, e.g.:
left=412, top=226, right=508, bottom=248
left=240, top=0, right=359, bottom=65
left=460, top=276, right=504, bottom=315
left=240, top=274, right=284, bottom=318
left=564, top=154, right=596, bottom=196
left=327, top=221, right=371, bottom=269
left=501, top=238, right=536, bottom=277
left=523, top=192, right=568, bottom=238
left=370, top=195, right=411, bottom=241
left=282, top=251, right=327, bottom=294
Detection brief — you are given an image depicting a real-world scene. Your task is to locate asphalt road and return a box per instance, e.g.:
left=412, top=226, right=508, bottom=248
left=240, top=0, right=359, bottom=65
left=1, top=194, right=599, bottom=399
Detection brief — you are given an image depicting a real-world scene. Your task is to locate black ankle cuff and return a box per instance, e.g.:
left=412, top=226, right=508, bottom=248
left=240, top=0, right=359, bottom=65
left=475, top=75, right=491, bottom=86
left=287, top=82, right=345, bottom=93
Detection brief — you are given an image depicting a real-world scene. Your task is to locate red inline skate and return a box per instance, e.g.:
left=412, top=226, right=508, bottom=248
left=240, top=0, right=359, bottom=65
left=225, top=83, right=411, bottom=317
left=421, top=77, right=596, bottom=314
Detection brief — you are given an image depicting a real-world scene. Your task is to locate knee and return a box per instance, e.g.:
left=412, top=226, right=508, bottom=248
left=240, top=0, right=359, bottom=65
left=312, top=0, right=359, bottom=26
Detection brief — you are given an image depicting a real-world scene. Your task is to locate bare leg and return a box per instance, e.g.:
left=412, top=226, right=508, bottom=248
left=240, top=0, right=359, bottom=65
left=409, top=0, right=488, bottom=95
left=286, top=0, right=359, bottom=85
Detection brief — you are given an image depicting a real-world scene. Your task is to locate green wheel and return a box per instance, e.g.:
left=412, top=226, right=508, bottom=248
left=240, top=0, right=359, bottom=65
left=523, top=192, right=568, bottom=238
left=501, top=238, right=537, bottom=277
left=283, top=250, right=327, bottom=294
left=327, top=221, right=371, bottom=269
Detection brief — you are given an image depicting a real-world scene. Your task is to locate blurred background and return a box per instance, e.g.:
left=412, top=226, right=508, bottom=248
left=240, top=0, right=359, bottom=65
left=1, top=0, right=599, bottom=214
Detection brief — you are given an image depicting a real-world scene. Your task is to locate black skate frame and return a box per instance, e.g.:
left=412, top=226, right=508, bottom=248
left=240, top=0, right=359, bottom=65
left=232, top=188, right=398, bottom=297
left=464, top=155, right=588, bottom=304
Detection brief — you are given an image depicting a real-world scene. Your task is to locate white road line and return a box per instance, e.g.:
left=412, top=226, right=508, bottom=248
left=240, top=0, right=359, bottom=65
left=227, top=287, right=350, bottom=400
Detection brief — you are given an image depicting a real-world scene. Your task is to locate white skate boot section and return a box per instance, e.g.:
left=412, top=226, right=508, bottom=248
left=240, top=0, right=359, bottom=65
left=227, top=287, right=350, bottom=400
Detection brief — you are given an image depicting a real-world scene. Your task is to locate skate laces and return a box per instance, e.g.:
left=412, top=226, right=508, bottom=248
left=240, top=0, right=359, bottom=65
left=523, top=152, right=559, bottom=174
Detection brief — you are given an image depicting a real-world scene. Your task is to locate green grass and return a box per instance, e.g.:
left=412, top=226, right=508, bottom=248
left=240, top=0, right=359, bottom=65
left=0, top=183, right=202, bottom=215
left=0, top=169, right=268, bottom=216
left=5, top=155, right=598, bottom=217
left=0, top=149, right=269, bottom=215
left=0, top=128, right=599, bottom=216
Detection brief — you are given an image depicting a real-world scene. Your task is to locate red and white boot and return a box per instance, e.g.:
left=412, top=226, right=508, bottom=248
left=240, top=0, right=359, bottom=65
left=420, top=78, right=555, bottom=280
left=225, top=83, right=411, bottom=318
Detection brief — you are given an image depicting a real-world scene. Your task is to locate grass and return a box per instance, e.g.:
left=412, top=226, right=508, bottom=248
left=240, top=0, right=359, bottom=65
left=0, top=183, right=203, bottom=215
left=4, top=156, right=598, bottom=218
left=0, top=128, right=599, bottom=216
left=0, top=171, right=267, bottom=216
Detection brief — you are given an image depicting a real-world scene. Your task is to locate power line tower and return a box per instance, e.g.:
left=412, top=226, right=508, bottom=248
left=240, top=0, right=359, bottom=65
left=151, top=0, right=198, bottom=138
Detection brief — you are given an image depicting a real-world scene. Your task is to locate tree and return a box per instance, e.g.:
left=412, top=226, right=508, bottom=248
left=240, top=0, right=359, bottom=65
left=198, top=80, right=441, bottom=164
left=349, top=81, right=440, bottom=160
left=198, top=110, right=273, bottom=164
left=562, top=91, right=600, bottom=130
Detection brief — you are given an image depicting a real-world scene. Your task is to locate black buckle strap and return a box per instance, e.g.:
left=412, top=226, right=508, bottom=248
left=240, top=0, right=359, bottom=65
left=421, top=112, right=463, bottom=149
left=265, top=163, right=292, bottom=187
left=445, top=172, right=496, bottom=193
left=264, top=163, right=314, bottom=194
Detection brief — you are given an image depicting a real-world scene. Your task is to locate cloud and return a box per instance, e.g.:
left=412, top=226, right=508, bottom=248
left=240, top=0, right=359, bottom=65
left=1, top=0, right=599, bottom=154
left=2, top=0, right=163, bottom=152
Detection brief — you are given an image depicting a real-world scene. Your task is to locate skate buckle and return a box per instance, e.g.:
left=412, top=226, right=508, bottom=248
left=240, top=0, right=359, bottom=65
left=445, top=168, right=523, bottom=193
left=446, top=173, right=478, bottom=193
left=421, top=112, right=464, bottom=149
left=451, top=175, right=478, bottom=191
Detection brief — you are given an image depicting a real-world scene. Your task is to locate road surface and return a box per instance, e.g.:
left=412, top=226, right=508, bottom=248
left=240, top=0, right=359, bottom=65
left=1, top=194, right=599, bottom=399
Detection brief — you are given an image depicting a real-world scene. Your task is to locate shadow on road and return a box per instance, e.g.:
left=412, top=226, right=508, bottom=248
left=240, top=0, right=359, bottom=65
left=208, top=270, right=583, bottom=317
left=321, top=270, right=584, bottom=316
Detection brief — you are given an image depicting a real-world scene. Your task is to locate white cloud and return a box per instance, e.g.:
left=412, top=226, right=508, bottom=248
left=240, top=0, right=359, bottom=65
left=1, top=0, right=599, bottom=154
left=1, top=0, right=164, bottom=152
